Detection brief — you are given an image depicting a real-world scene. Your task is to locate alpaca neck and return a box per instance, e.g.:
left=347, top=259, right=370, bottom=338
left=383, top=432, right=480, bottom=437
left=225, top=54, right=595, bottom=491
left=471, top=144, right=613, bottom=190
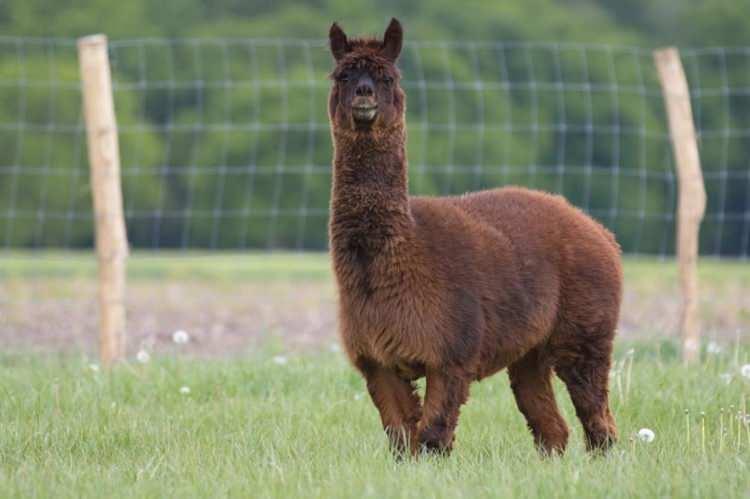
left=330, top=125, right=413, bottom=263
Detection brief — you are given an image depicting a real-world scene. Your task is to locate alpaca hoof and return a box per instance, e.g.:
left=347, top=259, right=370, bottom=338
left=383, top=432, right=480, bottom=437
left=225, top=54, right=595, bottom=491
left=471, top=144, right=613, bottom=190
left=417, top=434, right=453, bottom=456
left=586, top=432, right=617, bottom=453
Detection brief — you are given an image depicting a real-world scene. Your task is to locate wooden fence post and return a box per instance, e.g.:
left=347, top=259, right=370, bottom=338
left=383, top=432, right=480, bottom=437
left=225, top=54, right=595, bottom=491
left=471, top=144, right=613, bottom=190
left=78, top=34, right=128, bottom=366
left=653, top=47, right=707, bottom=364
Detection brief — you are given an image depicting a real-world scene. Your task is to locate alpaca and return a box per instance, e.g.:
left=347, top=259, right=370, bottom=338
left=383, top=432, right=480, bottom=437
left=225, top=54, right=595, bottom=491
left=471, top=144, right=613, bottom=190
left=327, top=18, right=622, bottom=456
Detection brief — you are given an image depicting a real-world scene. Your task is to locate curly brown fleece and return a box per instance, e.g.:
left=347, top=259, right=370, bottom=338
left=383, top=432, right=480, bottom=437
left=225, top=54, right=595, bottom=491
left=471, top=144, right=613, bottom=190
left=328, top=18, right=621, bottom=456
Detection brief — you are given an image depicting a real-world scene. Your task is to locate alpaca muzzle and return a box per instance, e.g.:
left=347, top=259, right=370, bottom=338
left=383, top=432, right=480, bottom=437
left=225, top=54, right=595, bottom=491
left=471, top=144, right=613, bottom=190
left=352, top=97, right=378, bottom=123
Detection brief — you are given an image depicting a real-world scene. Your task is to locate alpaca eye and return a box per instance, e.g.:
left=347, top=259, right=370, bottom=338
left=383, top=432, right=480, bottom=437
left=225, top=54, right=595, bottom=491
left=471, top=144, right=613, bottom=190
left=337, top=72, right=352, bottom=83
left=382, top=77, right=394, bottom=85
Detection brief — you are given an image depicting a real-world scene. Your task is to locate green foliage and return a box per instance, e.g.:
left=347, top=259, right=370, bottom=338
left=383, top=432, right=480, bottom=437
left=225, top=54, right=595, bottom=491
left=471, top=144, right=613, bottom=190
left=0, top=1, right=746, bottom=253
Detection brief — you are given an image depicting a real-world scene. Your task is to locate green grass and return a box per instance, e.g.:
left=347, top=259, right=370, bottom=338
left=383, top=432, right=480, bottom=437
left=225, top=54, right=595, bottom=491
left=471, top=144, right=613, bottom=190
left=1, top=344, right=749, bottom=498
left=0, top=251, right=332, bottom=281
left=2, top=253, right=749, bottom=496
left=2, top=251, right=749, bottom=285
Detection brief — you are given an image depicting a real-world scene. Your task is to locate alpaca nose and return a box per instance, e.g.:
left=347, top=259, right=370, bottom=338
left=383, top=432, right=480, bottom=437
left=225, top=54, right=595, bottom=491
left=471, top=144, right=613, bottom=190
left=355, top=77, right=374, bottom=97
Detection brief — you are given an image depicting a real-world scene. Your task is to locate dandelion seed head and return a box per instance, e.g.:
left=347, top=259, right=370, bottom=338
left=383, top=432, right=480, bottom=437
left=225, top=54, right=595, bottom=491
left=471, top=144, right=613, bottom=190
left=88, top=363, right=100, bottom=372
left=179, top=386, right=191, bottom=395
left=272, top=355, right=288, bottom=365
left=637, top=428, right=655, bottom=443
left=136, top=350, right=150, bottom=364
left=172, top=330, right=190, bottom=344
left=706, top=341, right=722, bottom=354
left=740, top=363, right=750, bottom=379
left=329, top=343, right=341, bottom=353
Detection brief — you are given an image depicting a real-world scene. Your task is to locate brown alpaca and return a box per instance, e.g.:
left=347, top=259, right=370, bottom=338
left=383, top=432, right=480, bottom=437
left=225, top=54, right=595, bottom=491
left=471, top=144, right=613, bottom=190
left=328, top=18, right=622, bottom=457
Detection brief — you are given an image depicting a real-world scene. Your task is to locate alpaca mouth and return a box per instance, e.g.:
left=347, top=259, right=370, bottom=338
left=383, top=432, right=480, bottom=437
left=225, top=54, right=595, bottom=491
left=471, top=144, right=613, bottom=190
left=352, top=105, right=378, bottom=122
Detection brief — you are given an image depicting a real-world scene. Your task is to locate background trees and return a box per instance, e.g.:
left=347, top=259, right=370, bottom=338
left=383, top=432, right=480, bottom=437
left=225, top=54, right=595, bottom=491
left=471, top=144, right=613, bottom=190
left=0, top=0, right=747, bottom=254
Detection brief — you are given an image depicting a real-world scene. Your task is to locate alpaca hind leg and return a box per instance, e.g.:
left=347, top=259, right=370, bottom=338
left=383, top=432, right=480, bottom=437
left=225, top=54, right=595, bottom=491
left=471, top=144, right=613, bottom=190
left=508, top=350, right=569, bottom=455
left=416, top=367, right=470, bottom=455
left=358, top=360, right=422, bottom=456
left=554, top=337, right=618, bottom=452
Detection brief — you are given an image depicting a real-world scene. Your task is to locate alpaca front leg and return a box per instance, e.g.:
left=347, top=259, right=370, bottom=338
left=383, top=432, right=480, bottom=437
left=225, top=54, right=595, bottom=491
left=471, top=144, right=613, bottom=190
left=357, top=359, right=422, bottom=456
left=416, top=368, right=470, bottom=455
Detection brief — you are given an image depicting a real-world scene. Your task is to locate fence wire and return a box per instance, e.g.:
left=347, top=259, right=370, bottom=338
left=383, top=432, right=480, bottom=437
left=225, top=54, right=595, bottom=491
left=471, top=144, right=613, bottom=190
left=0, top=38, right=747, bottom=256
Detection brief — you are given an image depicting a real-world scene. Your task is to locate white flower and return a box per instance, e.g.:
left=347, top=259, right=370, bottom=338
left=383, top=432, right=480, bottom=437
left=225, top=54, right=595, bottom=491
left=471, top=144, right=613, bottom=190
left=272, top=355, right=288, bottom=365
left=741, top=364, right=750, bottom=379
left=329, top=343, right=341, bottom=353
left=172, top=330, right=190, bottom=344
left=136, top=350, right=150, bottom=364
left=88, top=363, right=100, bottom=372
left=637, top=428, right=655, bottom=443
left=179, top=386, right=191, bottom=395
left=706, top=341, right=722, bottom=354
left=719, top=373, right=732, bottom=385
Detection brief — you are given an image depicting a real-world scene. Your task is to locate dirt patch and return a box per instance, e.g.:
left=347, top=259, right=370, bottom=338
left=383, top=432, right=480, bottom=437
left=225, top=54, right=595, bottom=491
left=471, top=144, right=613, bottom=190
left=1, top=276, right=747, bottom=358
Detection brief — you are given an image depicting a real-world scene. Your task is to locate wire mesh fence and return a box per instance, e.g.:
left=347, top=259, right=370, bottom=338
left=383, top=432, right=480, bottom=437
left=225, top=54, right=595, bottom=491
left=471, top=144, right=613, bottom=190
left=1, top=37, right=750, bottom=358
left=0, top=37, right=748, bottom=256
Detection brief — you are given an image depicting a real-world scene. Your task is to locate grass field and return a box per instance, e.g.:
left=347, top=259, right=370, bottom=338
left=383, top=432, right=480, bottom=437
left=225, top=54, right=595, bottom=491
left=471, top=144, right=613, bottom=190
left=0, top=345, right=749, bottom=498
left=2, top=251, right=748, bottom=284
left=1, top=253, right=749, bottom=497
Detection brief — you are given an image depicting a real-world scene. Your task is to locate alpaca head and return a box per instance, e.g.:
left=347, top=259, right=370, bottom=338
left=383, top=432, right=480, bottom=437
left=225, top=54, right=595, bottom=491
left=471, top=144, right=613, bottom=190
left=328, top=18, right=405, bottom=133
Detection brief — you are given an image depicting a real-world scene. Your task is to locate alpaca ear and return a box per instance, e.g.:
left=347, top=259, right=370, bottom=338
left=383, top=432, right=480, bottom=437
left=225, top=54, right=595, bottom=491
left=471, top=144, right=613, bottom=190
left=329, top=22, right=350, bottom=61
left=381, top=18, right=403, bottom=62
